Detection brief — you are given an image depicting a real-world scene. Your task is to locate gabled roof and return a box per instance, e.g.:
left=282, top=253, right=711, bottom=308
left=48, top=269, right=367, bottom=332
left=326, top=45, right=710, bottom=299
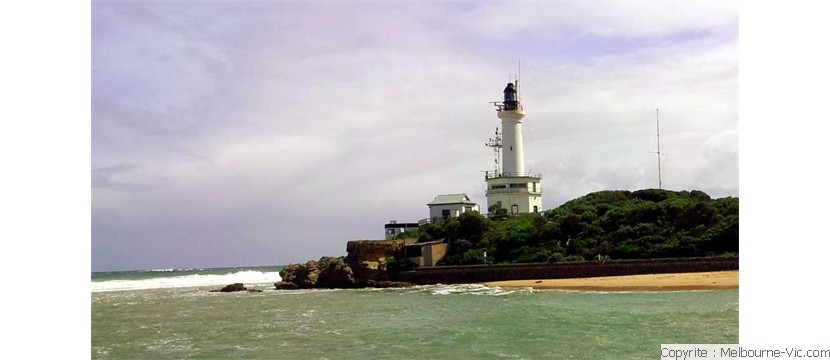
left=427, top=193, right=477, bottom=206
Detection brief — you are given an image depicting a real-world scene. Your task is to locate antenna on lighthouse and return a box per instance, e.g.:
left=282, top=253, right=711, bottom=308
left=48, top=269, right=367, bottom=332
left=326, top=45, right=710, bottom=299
left=485, top=127, right=503, bottom=178
left=649, top=108, right=668, bottom=189
left=517, top=60, right=524, bottom=111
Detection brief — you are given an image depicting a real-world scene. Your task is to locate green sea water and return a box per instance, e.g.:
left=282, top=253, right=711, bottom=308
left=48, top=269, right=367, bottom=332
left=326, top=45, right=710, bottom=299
left=92, top=268, right=738, bottom=359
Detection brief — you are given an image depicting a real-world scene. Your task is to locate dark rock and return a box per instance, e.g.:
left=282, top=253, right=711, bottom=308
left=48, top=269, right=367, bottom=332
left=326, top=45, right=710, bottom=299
left=365, top=280, right=414, bottom=288
left=247, top=289, right=263, bottom=293
left=215, top=283, right=246, bottom=292
left=274, top=281, right=299, bottom=290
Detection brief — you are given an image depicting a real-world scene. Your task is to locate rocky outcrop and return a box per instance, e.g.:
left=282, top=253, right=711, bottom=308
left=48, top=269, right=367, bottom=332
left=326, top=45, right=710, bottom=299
left=345, top=240, right=404, bottom=264
left=276, top=240, right=414, bottom=289
left=278, top=256, right=358, bottom=289
left=365, top=280, right=414, bottom=288
left=315, top=257, right=356, bottom=288
left=279, top=261, right=320, bottom=288
left=274, top=281, right=298, bottom=290
left=344, top=239, right=403, bottom=285
left=350, top=258, right=391, bottom=284
left=212, top=283, right=246, bottom=292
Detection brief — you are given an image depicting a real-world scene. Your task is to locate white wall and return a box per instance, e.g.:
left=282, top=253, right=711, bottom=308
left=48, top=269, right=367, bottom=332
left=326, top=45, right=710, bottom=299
left=498, top=111, right=525, bottom=174
left=485, top=177, right=544, bottom=214
left=428, top=203, right=480, bottom=220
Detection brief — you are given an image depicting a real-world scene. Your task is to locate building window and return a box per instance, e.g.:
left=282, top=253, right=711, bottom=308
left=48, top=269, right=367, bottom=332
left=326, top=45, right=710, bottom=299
left=442, top=209, right=450, bottom=219
left=533, top=206, right=539, bottom=213
left=464, top=206, right=472, bottom=213
left=532, top=182, right=536, bottom=192
left=511, top=205, right=519, bottom=214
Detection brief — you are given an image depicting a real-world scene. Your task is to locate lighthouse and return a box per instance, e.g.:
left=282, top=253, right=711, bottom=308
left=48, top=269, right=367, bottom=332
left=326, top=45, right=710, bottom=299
left=485, top=81, right=543, bottom=215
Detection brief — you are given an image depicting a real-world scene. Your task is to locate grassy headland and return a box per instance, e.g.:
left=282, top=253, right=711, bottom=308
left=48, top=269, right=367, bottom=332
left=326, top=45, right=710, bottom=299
left=401, top=189, right=738, bottom=266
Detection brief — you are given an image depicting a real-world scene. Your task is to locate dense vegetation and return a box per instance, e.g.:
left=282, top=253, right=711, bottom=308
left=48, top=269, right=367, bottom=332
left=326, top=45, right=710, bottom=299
left=399, top=189, right=738, bottom=265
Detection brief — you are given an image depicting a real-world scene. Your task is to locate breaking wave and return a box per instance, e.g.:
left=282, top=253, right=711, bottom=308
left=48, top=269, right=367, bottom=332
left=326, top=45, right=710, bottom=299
left=407, top=283, right=533, bottom=296
left=92, top=270, right=282, bottom=293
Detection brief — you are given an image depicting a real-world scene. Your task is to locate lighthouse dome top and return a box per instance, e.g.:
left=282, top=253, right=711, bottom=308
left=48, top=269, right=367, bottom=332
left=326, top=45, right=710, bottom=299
left=502, top=82, right=519, bottom=111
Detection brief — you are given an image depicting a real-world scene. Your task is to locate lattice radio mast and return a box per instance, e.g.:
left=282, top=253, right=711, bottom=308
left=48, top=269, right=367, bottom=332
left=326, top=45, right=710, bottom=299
left=485, top=127, right=502, bottom=177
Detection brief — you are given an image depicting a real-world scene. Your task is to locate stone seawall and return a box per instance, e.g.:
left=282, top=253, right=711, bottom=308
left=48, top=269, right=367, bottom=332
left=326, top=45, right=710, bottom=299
left=392, top=257, right=738, bottom=285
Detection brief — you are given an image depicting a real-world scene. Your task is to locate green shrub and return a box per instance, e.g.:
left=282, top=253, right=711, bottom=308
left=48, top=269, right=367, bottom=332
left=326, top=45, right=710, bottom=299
left=437, top=189, right=737, bottom=264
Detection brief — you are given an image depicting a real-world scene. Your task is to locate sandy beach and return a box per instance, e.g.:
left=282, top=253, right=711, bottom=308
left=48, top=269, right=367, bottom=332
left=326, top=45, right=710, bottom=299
left=483, top=271, right=738, bottom=291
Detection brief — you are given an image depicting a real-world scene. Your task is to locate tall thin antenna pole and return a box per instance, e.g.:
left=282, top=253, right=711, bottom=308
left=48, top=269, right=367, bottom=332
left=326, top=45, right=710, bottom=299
left=656, top=108, right=662, bottom=189
left=649, top=108, right=667, bottom=189
left=517, top=59, right=522, bottom=108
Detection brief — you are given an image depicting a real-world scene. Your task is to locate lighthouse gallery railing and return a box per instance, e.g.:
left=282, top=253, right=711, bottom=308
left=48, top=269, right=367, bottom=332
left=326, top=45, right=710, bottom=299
left=484, top=171, right=542, bottom=180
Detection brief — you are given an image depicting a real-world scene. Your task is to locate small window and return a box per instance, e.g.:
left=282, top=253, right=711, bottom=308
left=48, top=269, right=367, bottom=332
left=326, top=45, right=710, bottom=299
left=511, top=205, right=519, bottom=214
left=442, top=209, right=451, bottom=219
left=533, top=206, right=539, bottom=213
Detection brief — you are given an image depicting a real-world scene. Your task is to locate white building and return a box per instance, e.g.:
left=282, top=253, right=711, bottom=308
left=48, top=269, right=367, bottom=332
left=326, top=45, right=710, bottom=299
left=426, top=194, right=480, bottom=222
left=485, top=82, right=543, bottom=214
left=383, top=221, right=420, bottom=240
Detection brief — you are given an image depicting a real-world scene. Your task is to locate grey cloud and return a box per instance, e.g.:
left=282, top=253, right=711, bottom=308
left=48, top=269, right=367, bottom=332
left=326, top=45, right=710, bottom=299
left=458, top=1, right=737, bottom=39
left=92, top=164, right=149, bottom=192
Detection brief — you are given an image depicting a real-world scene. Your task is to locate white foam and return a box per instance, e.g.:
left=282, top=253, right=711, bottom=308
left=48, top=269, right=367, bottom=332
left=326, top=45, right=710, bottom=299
left=91, top=270, right=282, bottom=293
left=408, top=283, right=532, bottom=296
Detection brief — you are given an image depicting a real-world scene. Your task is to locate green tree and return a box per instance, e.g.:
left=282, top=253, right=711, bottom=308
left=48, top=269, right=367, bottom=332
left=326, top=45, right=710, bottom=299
left=435, top=189, right=738, bottom=265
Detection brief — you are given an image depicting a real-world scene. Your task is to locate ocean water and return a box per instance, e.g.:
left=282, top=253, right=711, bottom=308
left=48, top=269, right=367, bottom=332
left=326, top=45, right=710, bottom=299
left=92, top=267, right=738, bottom=359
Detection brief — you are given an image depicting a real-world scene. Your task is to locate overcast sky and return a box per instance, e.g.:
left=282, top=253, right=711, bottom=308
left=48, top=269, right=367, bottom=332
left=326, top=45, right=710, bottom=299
left=92, top=1, right=737, bottom=272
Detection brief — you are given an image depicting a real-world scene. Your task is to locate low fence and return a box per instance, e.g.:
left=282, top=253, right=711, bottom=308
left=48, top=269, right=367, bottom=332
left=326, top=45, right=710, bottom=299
left=392, top=257, right=738, bottom=285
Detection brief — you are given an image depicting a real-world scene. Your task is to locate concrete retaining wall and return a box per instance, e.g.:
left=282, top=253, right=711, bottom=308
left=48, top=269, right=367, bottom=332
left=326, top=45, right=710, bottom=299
left=392, top=257, right=738, bottom=285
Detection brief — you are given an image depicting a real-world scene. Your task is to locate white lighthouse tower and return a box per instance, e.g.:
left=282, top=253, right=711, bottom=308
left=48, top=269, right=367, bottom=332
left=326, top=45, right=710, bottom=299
left=485, top=81, right=543, bottom=215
